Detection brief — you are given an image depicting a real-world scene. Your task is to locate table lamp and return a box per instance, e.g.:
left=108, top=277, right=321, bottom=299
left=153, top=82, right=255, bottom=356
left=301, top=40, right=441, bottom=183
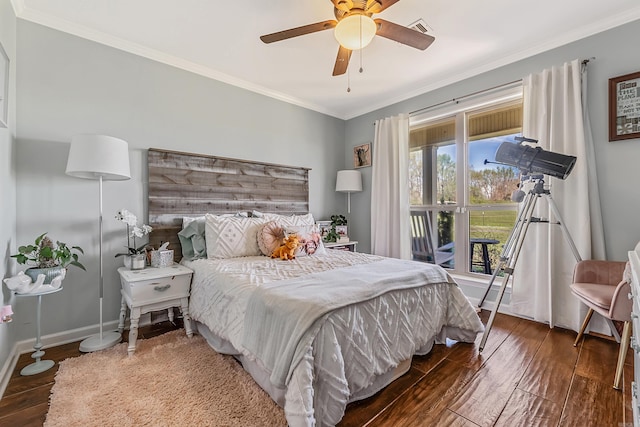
left=336, top=170, right=362, bottom=213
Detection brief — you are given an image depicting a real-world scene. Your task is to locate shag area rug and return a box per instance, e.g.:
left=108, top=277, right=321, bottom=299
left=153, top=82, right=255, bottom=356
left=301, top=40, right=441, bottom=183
left=44, top=330, right=286, bottom=426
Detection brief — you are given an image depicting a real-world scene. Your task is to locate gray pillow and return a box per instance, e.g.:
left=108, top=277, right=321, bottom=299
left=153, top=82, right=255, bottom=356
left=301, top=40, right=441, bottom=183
left=178, top=218, right=207, bottom=260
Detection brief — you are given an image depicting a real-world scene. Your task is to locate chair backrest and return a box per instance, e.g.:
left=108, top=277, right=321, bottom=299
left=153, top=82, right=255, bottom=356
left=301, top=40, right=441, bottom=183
left=410, top=211, right=438, bottom=264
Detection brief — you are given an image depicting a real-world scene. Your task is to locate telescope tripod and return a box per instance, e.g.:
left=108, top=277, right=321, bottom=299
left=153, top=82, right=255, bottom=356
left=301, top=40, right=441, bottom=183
left=477, top=177, right=582, bottom=352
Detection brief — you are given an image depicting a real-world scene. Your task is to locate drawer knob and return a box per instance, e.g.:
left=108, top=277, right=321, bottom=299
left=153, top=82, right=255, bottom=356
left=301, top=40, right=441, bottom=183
left=633, top=313, right=639, bottom=320
left=154, top=284, right=171, bottom=292
left=632, top=337, right=640, bottom=353
left=629, top=292, right=634, bottom=300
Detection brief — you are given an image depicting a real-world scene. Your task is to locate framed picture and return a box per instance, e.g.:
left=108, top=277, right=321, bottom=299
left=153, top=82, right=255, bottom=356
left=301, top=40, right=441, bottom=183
left=609, top=71, right=640, bottom=141
left=0, top=41, right=8, bottom=128
left=315, top=221, right=331, bottom=237
left=335, top=225, right=348, bottom=237
left=353, top=143, right=371, bottom=168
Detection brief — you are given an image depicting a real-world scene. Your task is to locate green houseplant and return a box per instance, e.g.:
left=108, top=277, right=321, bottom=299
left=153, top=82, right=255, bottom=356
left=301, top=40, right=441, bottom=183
left=324, top=214, right=347, bottom=243
left=11, top=233, right=86, bottom=284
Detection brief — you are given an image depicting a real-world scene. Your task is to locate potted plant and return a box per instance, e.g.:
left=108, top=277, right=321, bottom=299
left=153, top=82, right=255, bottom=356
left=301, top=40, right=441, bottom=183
left=115, top=209, right=153, bottom=270
left=324, top=214, right=347, bottom=243
left=11, top=233, right=86, bottom=284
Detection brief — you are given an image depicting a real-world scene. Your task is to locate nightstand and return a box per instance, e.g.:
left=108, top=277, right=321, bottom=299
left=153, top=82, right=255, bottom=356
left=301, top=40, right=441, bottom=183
left=117, top=264, right=193, bottom=355
left=324, top=241, right=358, bottom=252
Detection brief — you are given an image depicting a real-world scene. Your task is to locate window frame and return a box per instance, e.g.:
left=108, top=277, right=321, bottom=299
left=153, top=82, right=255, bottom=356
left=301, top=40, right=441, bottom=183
left=409, top=85, right=523, bottom=277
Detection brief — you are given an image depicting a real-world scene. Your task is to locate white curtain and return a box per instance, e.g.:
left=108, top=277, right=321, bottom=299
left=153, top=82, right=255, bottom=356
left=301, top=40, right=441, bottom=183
left=371, top=114, right=411, bottom=259
left=511, top=59, right=605, bottom=331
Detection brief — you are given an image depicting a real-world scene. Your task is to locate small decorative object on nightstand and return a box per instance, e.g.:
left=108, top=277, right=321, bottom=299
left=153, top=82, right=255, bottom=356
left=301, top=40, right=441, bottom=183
left=324, top=241, right=358, bottom=252
left=117, top=264, right=193, bottom=356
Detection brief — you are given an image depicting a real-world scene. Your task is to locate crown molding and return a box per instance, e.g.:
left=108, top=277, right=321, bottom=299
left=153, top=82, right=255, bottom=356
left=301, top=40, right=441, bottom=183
left=13, top=2, right=640, bottom=122
left=13, top=4, right=344, bottom=119
left=343, top=6, right=640, bottom=120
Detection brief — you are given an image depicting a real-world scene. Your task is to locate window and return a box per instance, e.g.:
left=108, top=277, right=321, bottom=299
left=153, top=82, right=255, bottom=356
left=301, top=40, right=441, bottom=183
left=409, top=87, right=523, bottom=276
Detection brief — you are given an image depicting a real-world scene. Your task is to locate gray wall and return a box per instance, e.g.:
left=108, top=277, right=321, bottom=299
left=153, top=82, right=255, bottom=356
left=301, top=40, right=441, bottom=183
left=345, top=19, right=640, bottom=260
left=0, top=0, right=17, bottom=382
left=13, top=20, right=345, bottom=344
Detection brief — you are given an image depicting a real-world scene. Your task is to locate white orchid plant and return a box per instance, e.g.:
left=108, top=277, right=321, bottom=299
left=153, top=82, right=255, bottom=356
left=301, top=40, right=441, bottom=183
left=115, top=209, right=153, bottom=258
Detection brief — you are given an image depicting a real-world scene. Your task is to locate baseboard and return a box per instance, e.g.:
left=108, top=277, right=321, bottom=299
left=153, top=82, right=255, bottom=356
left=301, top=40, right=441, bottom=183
left=0, top=343, right=19, bottom=400
left=0, top=311, right=170, bottom=399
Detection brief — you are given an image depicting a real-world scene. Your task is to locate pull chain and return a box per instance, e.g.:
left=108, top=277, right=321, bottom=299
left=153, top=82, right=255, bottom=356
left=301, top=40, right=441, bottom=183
left=359, top=15, right=364, bottom=73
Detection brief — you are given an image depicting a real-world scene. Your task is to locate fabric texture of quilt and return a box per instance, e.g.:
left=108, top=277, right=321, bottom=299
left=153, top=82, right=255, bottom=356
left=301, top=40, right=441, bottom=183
left=185, top=251, right=484, bottom=427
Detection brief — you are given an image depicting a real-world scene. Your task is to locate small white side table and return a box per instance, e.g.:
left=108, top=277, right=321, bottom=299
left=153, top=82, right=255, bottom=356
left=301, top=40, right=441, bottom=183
left=324, top=240, right=358, bottom=252
left=117, top=265, right=193, bottom=355
left=15, top=286, right=63, bottom=376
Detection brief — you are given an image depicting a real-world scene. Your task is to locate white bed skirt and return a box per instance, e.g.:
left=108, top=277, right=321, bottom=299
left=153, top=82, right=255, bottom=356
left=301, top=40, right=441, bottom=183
left=195, top=320, right=414, bottom=409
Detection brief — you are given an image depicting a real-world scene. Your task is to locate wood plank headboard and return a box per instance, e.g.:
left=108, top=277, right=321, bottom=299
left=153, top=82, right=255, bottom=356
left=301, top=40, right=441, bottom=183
left=147, top=148, right=310, bottom=261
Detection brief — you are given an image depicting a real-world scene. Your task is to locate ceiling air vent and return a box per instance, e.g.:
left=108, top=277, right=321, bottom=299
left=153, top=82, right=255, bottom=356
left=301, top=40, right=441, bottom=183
left=408, top=19, right=434, bottom=36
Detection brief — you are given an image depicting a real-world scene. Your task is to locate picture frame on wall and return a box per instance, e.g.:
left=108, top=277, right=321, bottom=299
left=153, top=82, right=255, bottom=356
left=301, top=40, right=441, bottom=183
left=353, top=142, right=372, bottom=168
left=0, top=41, right=9, bottom=128
left=609, top=71, right=640, bottom=141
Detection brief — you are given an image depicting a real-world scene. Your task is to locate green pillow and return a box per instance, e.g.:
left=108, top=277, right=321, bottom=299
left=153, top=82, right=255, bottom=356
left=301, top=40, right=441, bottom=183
left=178, top=219, right=207, bottom=260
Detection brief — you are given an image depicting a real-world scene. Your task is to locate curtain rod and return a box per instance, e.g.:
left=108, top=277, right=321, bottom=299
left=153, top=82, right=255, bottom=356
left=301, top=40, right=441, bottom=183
left=372, top=57, right=596, bottom=125
left=407, top=57, right=595, bottom=118
left=408, top=79, right=522, bottom=117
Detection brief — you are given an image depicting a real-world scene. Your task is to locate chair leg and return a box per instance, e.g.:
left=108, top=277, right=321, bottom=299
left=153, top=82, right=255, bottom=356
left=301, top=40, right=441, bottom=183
left=574, top=308, right=594, bottom=347
left=613, top=321, right=631, bottom=390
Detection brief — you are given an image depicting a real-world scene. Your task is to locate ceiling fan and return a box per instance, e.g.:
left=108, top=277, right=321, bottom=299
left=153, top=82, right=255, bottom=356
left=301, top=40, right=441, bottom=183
left=260, top=0, right=435, bottom=76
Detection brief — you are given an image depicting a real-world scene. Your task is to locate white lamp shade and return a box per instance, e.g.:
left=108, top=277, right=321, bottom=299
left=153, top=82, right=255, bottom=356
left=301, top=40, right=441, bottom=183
left=66, top=134, right=131, bottom=181
left=336, top=170, right=363, bottom=193
left=334, top=14, right=377, bottom=50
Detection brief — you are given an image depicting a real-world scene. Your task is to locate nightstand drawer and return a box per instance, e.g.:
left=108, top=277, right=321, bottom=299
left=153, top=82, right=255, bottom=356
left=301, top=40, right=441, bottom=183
left=123, top=274, right=190, bottom=304
left=118, top=266, right=193, bottom=307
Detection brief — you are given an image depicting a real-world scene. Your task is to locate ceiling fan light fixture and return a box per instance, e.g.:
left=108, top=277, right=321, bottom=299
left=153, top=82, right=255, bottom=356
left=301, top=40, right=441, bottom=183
left=334, top=14, right=376, bottom=50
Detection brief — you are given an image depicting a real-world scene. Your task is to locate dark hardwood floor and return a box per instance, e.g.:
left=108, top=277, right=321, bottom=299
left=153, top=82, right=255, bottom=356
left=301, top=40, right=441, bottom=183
left=0, top=311, right=633, bottom=426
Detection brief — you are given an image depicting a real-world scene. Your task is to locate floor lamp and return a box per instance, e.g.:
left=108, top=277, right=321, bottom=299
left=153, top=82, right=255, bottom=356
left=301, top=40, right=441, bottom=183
left=66, top=134, right=131, bottom=352
left=336, top=170, right=362, bottom=213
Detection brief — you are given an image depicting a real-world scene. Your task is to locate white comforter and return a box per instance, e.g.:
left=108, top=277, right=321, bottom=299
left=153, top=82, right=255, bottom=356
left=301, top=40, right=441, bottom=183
left=185, top=251, right=483, bottom=427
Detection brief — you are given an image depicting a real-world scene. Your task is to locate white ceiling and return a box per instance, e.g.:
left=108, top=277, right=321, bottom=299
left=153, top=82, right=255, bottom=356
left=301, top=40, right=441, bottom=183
left=12, top=0, right=640, bottom=120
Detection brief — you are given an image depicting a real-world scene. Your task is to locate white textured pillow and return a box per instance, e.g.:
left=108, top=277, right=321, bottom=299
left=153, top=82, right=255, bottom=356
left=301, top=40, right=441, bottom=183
left=205, top=214, right=267, bottom=259
left=183, top=212, right=248, bottom=229
left=283, top=224, right=326, bottom=257
left=259, top=212, right=315, bottom=227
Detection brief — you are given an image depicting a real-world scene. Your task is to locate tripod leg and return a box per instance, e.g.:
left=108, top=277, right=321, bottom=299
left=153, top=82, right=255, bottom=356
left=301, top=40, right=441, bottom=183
left=478, top=193, right=536, bottom=308
left=545, top=193, right=582, bottom=263
left=479, top=270, right=513, bottom=351
left=478, top=263, right=503, bottom=309
left=479, top=192, right=539, bottom=351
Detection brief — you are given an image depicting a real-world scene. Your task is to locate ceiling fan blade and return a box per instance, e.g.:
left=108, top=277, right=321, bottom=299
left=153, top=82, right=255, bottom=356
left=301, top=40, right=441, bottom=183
left=366, top=0, right=400, bottom=14
left=332, top=46, right=352, bottom=76
left=374, top=19, right=435, bottom=50
left=260, top=20, right=337, bottom=44
left=331, top=0, right=354, bottom=13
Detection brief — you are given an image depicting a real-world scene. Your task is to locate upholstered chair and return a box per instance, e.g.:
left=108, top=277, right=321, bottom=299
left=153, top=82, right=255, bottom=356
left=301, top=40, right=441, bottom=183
left=570, top=259, right=631, bottom=390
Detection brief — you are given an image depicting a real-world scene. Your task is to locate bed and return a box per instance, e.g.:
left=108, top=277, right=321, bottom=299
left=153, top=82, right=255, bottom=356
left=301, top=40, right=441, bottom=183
left=147, top=149, right=484, bottom=427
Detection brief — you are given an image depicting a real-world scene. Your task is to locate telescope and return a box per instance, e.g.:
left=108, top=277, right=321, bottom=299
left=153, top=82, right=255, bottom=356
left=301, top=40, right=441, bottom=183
left=495, top=137, right=576, bottom=180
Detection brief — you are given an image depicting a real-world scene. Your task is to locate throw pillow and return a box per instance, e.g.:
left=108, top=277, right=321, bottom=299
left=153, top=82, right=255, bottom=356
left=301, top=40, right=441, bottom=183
left=258, top=212, right=316, bottom=227
left=205, top=214, right=267, bottom=259
left=178, top=217, right=207, bottom=260
left=283, top=224, right=326, bottom=257
left=257, top=221, right=286, bottom=257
